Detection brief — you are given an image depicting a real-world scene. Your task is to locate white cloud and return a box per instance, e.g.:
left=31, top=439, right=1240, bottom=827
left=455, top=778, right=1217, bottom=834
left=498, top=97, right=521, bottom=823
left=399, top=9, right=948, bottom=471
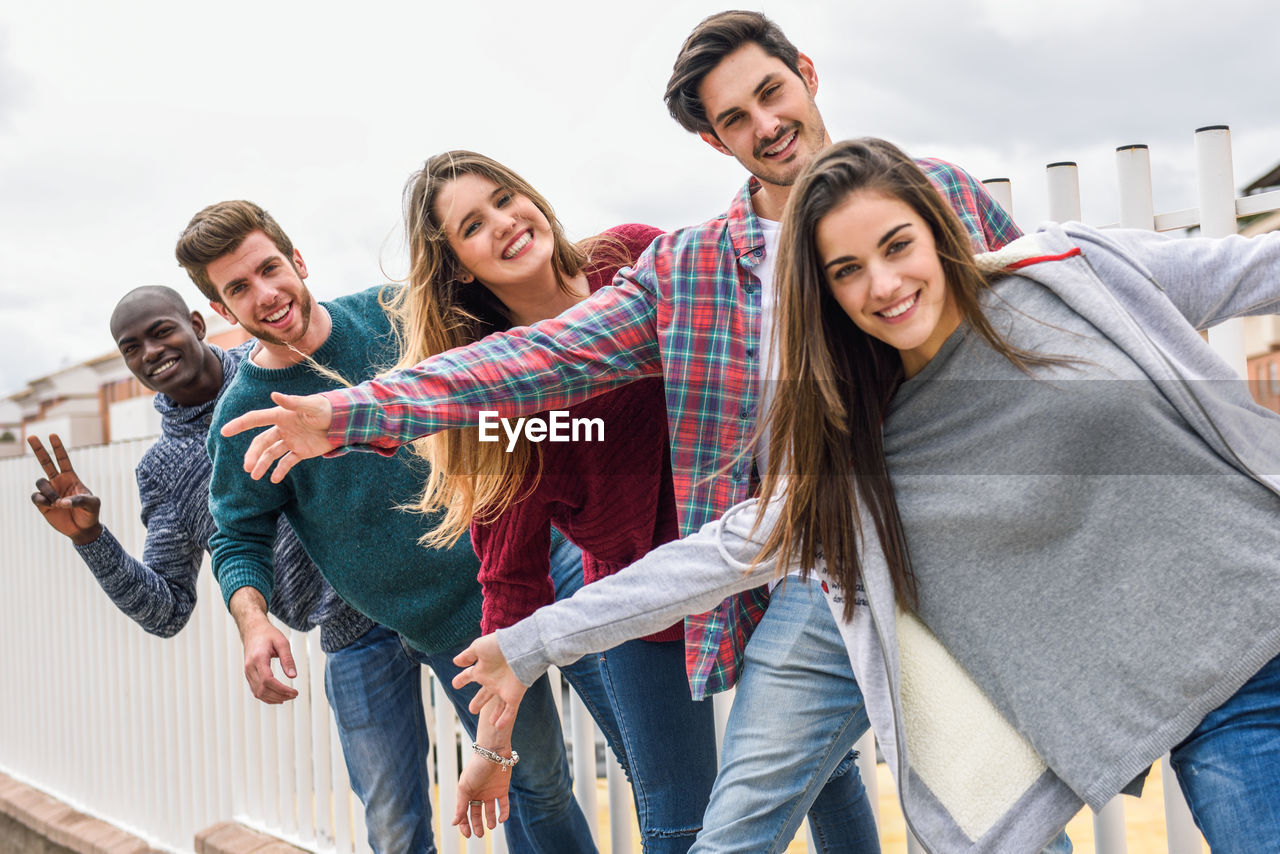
left=2, top=0, right=1277, bottom=394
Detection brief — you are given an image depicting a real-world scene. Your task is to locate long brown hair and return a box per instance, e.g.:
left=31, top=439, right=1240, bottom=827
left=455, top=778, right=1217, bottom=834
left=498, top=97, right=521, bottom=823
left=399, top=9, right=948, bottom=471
left=387, top=150, right=625, bottom=545
left=175, top=200, right=297, bottom=302
left=756, top=138, right=1060, bottom=617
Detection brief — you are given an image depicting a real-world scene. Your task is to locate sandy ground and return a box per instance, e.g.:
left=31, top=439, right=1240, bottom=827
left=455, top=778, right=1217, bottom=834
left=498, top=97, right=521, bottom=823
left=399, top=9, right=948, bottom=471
left=591, top=758, right=1204, bottom=853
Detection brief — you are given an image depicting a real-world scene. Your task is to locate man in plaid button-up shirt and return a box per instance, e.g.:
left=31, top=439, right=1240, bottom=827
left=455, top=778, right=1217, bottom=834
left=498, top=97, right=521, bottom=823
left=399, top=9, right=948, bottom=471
left=228, top=11, right=1027, bottom=853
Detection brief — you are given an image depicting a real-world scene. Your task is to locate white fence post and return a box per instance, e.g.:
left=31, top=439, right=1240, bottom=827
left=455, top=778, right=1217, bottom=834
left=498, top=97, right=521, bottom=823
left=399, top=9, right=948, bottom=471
left=1116, top=144, right=1155, bottom=230
left=982, top=178, right=1014, bottom=223
left=1196, top=124, right=1248, bottom=376
left=1086, top=140, right=1159, bottom=854
left=1093, top=798, right=1129, bottom=854
left=606, top=754, right=634, bottom=854
left=569, top=692, right=600, bottom=837
left=1046, top=161, right=1082, bottom=222
left=1162, top=757, right=1203, bottom=854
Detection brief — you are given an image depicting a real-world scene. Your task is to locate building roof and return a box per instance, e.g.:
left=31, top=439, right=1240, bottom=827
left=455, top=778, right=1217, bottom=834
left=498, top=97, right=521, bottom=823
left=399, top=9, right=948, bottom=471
left=1245, top=161, right=1280, bottom=195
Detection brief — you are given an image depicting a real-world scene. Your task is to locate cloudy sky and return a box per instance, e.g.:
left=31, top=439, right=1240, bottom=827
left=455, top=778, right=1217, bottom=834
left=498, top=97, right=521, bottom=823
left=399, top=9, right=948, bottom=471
left=2, top=0, right=1277, bottom=395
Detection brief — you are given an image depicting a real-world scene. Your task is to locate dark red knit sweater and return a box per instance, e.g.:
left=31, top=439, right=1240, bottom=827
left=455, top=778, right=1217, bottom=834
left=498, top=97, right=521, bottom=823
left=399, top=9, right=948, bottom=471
left=470, top=223, right=683, bottom=642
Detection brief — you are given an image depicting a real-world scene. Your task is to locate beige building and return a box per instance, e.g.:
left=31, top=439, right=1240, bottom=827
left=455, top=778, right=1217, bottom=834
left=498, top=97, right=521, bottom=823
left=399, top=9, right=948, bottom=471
left=1, top=316, right=249, bottom=458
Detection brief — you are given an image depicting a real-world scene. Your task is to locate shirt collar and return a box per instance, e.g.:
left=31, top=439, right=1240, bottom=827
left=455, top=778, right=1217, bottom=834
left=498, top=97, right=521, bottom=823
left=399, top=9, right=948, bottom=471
left=727, top=177, right=768, bottom=269
left=152, top=343, right=237, bottom=432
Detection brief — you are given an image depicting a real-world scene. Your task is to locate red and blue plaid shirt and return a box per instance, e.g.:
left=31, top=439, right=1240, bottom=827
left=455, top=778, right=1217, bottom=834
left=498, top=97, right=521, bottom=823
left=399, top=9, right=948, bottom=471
left=326, top=159, right=1021, bottom=698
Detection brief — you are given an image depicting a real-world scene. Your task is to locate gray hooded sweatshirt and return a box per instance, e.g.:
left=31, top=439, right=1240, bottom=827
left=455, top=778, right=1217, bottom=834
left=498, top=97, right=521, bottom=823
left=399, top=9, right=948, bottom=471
left=495, top=222, right=1280, bottom=854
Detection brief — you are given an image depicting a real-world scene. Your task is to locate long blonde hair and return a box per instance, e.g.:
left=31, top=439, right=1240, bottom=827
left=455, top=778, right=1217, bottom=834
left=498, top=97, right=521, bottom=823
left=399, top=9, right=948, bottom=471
left=387, top=150, right=623, bottom=545
left=755, top=138, right=1063, bottom=617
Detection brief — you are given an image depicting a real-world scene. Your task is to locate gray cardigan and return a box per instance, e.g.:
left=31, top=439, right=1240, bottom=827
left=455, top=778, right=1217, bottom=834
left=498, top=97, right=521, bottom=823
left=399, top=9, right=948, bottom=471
left=496, top=222, right=1280, bottom=853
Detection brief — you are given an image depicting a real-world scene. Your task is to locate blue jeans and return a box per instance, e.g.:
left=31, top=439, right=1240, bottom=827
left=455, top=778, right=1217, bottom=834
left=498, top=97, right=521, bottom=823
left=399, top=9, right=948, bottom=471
left=600, top=637, right=718, bottom=853
left=325, top=624, right=435, bottom=854
left=548, top=537, right=626, bottom=766
left=1169, top=650, right=1280, bottom=853
left=691, top=575, right=880, bottom=854
left=552, top=536, right=718, bottom=853
left=686, top=578, right=1072, bottom=854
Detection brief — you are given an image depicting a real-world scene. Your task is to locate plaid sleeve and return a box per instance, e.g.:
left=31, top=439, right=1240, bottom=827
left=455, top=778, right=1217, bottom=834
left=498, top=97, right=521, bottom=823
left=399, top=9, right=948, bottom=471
left=917, top=157, right=1023, bottom=251
left=324, top=279, right=663, bottom=449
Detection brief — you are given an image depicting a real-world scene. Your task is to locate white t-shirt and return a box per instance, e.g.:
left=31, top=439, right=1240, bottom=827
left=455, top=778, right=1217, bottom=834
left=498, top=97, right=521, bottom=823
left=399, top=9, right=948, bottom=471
left=754, top=216, right=781, bottom=477
left=752, top=217, right=797, bottom=585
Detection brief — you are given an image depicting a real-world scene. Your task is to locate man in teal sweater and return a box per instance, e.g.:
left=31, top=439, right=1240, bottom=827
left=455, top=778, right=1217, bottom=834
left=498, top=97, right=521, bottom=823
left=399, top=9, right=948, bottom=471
left=27, top=286, right=433, bottom=854
left=180, top=199, right=599, bottom=854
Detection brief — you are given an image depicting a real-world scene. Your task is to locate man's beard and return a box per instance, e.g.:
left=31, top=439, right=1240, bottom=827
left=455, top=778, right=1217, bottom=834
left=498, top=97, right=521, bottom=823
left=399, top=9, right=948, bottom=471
left=244, top=289, right=314, bottom=348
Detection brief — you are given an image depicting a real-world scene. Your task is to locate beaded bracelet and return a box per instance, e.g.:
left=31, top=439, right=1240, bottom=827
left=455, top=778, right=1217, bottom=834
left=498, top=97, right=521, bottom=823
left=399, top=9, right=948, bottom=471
left=472, top=743, right=520, bottom=771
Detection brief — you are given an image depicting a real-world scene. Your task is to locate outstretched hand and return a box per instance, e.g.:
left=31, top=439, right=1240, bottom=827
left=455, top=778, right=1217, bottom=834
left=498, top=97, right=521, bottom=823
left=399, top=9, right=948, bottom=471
left=28, top=434, right=103, bottom=545
left=452, top=634, right=529, bottom=730
left=219, top=391, right=336, bottom=483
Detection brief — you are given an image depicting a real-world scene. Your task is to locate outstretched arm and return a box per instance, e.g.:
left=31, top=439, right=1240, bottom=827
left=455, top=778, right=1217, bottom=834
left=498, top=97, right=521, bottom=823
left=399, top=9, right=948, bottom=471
left=29, top=434, right=201, bottom=637
left=454, top=498, right=787, bottom=706
left=1070, top=225, right=1280, bottom=329
left=223, top=276, right=663, bottom=482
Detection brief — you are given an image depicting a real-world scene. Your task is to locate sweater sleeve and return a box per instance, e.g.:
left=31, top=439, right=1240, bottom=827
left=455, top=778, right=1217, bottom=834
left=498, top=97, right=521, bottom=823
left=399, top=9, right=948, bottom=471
left=73, top=503, right=200, bottom=639
left=208, top=402, right=288, bottom=609
left=1072, top=226, right=1280, bottom=330
left=471, top=491, right=556, bottom=635
left=496, top=499, right=785, bottom=685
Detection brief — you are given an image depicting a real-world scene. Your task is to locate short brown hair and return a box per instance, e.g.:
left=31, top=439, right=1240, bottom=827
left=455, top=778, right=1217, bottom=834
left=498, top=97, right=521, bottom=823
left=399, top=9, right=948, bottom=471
left=175, top=200, right=295, bottom=302
left=664, top=10, right=803, bottom=136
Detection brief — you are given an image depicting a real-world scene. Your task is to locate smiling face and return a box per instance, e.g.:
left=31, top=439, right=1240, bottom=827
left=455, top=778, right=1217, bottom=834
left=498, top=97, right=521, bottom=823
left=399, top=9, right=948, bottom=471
left=204, top=230, right=317, bottom=351
left=433, top=172, right=555, bottom=291
left=110, top=289, right=221, bottom=406
left=696, top=42, right=829, bottom=217
left=817, top=189, right=960, bottom=378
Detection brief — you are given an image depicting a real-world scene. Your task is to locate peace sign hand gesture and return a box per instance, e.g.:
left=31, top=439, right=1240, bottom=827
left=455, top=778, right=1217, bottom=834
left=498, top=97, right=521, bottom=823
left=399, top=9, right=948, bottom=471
left=29, top=434, right=103, bottom=545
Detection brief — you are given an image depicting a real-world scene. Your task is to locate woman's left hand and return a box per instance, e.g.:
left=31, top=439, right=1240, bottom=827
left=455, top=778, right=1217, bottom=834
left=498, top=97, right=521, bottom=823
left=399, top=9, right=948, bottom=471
left=452, top=634, right=528, bottom=729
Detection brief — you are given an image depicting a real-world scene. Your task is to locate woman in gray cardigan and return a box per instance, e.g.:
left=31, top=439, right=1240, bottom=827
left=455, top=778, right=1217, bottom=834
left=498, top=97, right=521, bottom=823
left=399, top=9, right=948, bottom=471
left=454, top=138, right=1280, bottom=854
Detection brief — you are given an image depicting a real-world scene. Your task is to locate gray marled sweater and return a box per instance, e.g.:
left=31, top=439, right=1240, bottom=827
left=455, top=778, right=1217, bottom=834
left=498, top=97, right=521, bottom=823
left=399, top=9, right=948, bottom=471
left=74, top=342, right=372, bottom=652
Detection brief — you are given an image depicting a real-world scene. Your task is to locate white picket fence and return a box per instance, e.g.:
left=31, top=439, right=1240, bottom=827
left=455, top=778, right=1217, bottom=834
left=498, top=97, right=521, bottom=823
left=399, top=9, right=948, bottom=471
left=983, top=124, right=1280, bottom=382
left=0, top=436, right=642, bottom=854
left=1, top=125, right=1278, bottom=854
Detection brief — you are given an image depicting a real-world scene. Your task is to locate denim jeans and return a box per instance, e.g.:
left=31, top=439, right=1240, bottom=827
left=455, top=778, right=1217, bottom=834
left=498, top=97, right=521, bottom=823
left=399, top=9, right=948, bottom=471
left=599, top=637, right=718, bottom=853
left=551, top=536, right=718, bottom=853
left=325, top=624, right=435, bottom=854
left=686, top=577, right=1072, bottom=854
left=690, top=574, right=880, bottom=854
left=548, top=537, right=626, bottom=766
left=1169, top=649, right=1280, bottom=853
left=399, top=633, right=599, bottom=854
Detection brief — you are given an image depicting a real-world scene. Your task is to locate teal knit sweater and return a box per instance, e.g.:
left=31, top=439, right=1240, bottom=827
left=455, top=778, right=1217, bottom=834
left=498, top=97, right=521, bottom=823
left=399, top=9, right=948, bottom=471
left=208, top=286, right=483, bottom=654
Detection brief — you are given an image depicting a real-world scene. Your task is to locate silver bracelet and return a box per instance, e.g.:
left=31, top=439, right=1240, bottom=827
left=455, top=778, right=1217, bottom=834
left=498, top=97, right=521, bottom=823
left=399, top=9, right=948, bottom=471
left=472, top=743, right=520, bottom=771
